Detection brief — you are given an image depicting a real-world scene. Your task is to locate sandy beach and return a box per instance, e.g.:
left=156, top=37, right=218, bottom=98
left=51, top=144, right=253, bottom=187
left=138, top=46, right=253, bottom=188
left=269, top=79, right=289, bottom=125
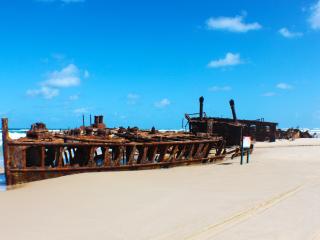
left=1, top=139, right=320, bottom=240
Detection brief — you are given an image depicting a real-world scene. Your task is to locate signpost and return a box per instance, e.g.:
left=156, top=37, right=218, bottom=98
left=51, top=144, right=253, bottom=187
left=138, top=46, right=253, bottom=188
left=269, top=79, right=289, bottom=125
left=241, top=136, right=251, bottom=165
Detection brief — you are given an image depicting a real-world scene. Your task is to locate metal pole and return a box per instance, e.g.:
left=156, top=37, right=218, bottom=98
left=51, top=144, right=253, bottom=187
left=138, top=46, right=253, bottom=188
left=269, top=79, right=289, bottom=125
left=2, top=118, right=11, bottom=185
left=240, top=147, right=244, bottom=165
left=199, top=96, right=204, bottom=120
left=240, top=127, right=243, bottom=165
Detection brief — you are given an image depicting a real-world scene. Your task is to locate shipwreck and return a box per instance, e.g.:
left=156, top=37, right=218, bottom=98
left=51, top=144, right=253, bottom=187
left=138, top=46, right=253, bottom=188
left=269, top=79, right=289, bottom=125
left=1, top=116, right=230, bottom=185
left=1, top=96, right=277, bottom=185
left=185, top=97, right=278, bottom=146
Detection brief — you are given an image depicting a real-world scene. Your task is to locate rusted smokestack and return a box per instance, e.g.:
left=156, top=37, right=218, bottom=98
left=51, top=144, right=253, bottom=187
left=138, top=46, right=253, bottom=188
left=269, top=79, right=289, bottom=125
left=229, top=99, right=237, bottom=122
left=199, top=96, right=204, bottom=119
left=99, top=115, right=103, bottom=124
left=94, top=116, right=99, bottom=125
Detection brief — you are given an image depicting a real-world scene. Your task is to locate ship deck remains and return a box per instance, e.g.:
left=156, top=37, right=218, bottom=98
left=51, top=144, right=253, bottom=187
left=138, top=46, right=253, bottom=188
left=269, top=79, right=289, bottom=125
left=2, top=117, right=228, bottom=185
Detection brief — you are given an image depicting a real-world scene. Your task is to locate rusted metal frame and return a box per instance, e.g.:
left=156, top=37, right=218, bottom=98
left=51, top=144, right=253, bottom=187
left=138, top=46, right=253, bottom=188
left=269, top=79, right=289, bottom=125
left=8, top=146, right=16, bottom=168
left=137, top=145, right=148, bottom=164
left=2, top=118, right=11, bottom=185
left=126, top=145, right=137, bottom=165
left=199, top=143, right=211, bottom=159
left=7, top=153, right=227, bottom=185
left=113, top=146, right=124, bottom=166
left=215, top=140, right=226, bottom=156
left=55, top=146, right=63, bottom=167
left=194, top=143, right=205, bottom=159
left=186, top=144, right=195, bottom=160
left=21, top=146, right=27, bottom=168
left=158, top=144, right=169, bottom=162
left=176, top=144, right=187, bottom=161
left=147, top=145, right=158, bottom=163
left=7, top=139, right=218, bottom=147
left=40, top=146, right=46, bottom=168
left=5, top=139, right=223, bottom=173
left=168, top=145, right=180, bottom=162
left=55, top=135, right=129, bottom=144
left=8, top=155, right=225, bottom=173
left=103, top=146, right=111, bottom=167
left=88, top=146, right=96, bottom=167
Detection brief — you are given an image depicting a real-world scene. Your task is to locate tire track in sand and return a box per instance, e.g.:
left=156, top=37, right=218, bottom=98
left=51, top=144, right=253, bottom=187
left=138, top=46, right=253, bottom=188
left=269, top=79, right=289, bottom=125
left=183, top=184, right=304, bottom=240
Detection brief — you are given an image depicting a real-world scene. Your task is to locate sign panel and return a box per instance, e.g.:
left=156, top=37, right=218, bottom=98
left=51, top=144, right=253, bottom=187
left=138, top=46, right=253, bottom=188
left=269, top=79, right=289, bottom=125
left=243, top=136, right=251, bottom=149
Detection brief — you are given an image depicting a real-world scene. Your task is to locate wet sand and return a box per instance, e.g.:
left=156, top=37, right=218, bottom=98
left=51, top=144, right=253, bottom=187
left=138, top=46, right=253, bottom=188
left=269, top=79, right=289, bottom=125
left=0, top=139, right=320, bottom=240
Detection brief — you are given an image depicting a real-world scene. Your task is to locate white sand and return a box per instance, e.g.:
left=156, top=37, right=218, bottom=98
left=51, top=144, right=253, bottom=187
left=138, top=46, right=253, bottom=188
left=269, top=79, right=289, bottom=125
left=1, top=139, right=320, bottom=240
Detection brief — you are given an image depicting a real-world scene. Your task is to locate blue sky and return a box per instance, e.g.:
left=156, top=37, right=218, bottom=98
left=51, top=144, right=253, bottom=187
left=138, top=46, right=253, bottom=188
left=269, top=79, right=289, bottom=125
left=0, top=0, right=320, bottom=129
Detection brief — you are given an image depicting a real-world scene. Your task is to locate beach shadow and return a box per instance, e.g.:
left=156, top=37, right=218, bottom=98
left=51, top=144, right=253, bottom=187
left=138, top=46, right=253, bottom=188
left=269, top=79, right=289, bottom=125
left=218, top=162, right=233, bottom=166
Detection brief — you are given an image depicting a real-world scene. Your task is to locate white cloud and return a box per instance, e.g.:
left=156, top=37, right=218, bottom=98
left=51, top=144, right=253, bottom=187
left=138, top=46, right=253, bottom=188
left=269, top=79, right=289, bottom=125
left=27, top=63, right=87, bottom=99
left=209, top=86, right=231, bottom=92
left=73, top=108, right=88, bottom=114
left=262, top=92, right=276, bottom=97
left=208, top=53, right=243, bottom=68
left=43, top=64, right=81, bottom=88
left=276, top=83, right=293, bottom=90
left=154, top=98, right=170, bottom=108
left=127, top=93, right=140, bottom=104
left=309, top=0, right=320, bottom=30
left=206, top=15, right=261, bottom=33
left=26, top=86, right=59, bottom=99
left=279, top=28, right=303, bottom=38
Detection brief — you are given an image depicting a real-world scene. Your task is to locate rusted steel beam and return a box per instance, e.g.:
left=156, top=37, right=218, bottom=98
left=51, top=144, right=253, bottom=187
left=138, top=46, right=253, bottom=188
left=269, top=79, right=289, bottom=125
left=8, top=139, right=218, bottom=147
left=176, top=144, right=187, bottom=160
left=126, top=145, right=136, bottom=165
left=158, top=145, right=169, bottom=162
left=8, top=155, right=225, bottom=173
left=40, top=147, right=45, bottom=168
left=88, top=146, right=96, bottom=167
left=113, top=146, right=123, bottom=166
left=186, top=144, right=195, bottom=160
left=137, top=146, right=148, bottom=164
left=2, top=118, right=11, bottom=185
left=168, top=145, right=179, bottom=161
left=148, top=146, right=158, bottom=162
left=56, top=147, right=63, bottom=167
left=194, top=143, right=205, bottom=159
left=103, top=147, right=111, bottom=167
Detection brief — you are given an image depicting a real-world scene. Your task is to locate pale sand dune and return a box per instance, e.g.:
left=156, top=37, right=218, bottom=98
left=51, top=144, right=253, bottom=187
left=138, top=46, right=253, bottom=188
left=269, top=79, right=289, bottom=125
left=0, top=139, right=320, bottom=240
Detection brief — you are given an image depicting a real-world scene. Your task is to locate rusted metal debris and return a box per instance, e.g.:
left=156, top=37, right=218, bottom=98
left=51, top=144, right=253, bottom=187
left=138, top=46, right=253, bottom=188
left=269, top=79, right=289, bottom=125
left=276, top=128, right=313, bottom=140
left=186, top=97, right=278, bottom=146
left=2, top=117, right=232, bottom=185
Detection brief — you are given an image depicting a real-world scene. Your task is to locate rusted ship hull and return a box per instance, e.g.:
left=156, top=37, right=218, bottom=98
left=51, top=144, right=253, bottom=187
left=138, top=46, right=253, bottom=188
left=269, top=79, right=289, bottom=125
left=2, top=118, right=227, bottom=185
left=186, top=97, right=278, bottom=146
